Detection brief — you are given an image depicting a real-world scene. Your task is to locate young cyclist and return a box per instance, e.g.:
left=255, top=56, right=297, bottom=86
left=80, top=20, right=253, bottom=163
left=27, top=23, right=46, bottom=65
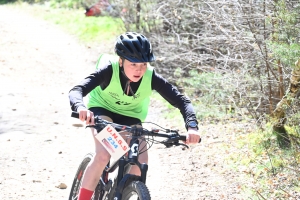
left=68, top=32, right=200, bottom=200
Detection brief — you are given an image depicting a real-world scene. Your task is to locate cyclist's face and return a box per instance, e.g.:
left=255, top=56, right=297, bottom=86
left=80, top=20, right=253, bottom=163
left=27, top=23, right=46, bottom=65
left=120, top=59, right=147, bottom=82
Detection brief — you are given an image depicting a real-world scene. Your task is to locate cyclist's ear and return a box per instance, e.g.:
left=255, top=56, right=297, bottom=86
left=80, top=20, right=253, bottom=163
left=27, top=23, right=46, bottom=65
left=119, top=57, right=122, bottom=67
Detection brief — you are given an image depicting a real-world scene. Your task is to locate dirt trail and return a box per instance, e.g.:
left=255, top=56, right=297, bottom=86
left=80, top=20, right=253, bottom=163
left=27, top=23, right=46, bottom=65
left=0, top=5, right=249, bottom=200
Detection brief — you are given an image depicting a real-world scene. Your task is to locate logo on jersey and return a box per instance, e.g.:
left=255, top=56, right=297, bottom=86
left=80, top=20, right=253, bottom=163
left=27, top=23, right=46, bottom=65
left=109, top=92, right=119, bottom=100
left=115, top=101, right=131, bottom=105
left=134, top=92, right=141, bottom=99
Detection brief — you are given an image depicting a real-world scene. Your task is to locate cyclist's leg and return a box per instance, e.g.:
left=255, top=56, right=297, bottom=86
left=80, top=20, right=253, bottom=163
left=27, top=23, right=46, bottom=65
left=78, top=132, right=111, bottom=200
left=81, top=118, right=112, bottom=189
left=78, top=115, right=113, bottom=200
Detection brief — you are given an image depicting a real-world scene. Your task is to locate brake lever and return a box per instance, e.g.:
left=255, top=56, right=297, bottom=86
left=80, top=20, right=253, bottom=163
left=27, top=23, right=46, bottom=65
left=161, top=140, right=174, bottom=148
left=178, top=143, right=189, bottom=149
left=85, top=125, right=95, bottom=129
left=172, top=141, right=189, bottom=149
left=85, top=123, right=107, bottom=133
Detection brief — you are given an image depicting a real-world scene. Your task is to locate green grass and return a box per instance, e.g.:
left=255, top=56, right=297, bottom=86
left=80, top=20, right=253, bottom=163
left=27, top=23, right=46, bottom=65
left=233, top=123, right=300, bottom=199
left=173, top=69, right=244, bottom=122
left=40, top=8, right=125, bottom=43
left=7, top=2, right=125, bottom=45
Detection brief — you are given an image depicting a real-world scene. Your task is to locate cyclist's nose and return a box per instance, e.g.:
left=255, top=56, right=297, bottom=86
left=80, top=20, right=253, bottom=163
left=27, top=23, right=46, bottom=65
left=135, top=64, right=144, bottom=71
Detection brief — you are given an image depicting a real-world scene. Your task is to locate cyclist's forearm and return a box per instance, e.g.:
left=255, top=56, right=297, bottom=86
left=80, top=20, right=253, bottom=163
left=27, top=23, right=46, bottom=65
left=69, top=87, right=86, bottom=111
left=179, top=102, right=198, bottom=126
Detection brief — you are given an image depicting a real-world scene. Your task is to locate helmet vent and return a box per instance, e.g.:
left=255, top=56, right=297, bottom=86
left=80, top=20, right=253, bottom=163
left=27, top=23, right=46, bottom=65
left=114, top=32, right=155, bottom=62
left=127, top=34, right=133, bottom=39
left=133, top=42, right=141, bottom=54
left=137, top=36, right=143, bottom=46
left=124, top=43, right=133, bottom=53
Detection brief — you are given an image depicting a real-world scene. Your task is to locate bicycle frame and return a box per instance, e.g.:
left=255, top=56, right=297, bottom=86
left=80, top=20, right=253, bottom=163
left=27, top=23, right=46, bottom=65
left=100, top=135, right=148, bottom=200
left=70, top=111, right=196, bottom=200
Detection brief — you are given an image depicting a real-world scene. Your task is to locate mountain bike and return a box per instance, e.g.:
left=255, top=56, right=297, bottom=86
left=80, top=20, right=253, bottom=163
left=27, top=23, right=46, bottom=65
left=68, top=111, right=200, bottom=200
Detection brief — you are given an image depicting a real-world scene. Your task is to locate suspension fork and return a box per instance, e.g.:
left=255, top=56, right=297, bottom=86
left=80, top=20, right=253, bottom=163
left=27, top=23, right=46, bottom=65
left=114, top=138, right=150, bottom=199
left=127, top=137, right=148, bottom=183
left=116, top=137, right=149, bottom=185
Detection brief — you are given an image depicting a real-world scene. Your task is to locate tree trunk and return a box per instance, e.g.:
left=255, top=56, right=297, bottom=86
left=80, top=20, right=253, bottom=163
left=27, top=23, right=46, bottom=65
left=278, top=59, right=284, bottom=99
left=272, top=59, right=300, bottom=148
left=136, top=0, right=140, bottom=31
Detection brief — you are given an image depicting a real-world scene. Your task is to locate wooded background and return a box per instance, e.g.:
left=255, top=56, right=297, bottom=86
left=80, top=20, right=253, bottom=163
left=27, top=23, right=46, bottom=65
left=1, top=0, right=299, bottom=198
left=107, top=0, right=300, bottom=147
left=114, top=0, right=300, bottom=118
left=3, top=0, right=300, bottom=140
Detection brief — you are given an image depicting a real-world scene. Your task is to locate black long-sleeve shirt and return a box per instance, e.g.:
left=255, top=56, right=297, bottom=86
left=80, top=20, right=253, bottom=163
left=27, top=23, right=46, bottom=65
left=69, top=64, right=198, bottom=128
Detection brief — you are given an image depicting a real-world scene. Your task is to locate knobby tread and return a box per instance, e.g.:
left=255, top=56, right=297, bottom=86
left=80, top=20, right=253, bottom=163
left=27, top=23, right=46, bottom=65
left=121, top=181, right=151, bottom=200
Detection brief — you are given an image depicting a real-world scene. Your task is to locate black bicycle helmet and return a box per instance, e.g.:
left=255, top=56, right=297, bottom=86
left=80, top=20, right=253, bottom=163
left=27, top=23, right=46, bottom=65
left=114, top=32, right=155, bottom=63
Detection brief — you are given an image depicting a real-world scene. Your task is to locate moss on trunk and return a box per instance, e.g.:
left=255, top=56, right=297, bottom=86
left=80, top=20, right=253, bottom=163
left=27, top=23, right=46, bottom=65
left=272, top=59, right=300, bottom=148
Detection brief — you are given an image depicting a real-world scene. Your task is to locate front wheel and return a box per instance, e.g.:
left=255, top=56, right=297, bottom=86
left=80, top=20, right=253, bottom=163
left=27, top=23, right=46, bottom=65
left=121, top=181, right=151, bottom=200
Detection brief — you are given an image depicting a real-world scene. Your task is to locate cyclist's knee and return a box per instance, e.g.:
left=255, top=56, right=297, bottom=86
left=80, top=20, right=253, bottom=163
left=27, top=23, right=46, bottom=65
left=138, top=151, right=148, bottom=164
left=93, top=150, right=110, bottom=165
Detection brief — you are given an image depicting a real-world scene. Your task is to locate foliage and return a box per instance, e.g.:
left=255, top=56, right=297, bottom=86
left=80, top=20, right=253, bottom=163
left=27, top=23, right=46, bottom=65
left=235, top=123, right=300, bottom=198
left=266, top=0, right=300, bottom=149
left=267, top=0, right=300, bottom=67
left=1, top=0, right=84, bottom=8
left=0, top=0, right=16, bottom=4
left=4, top=0, right=300, bottom=124
left=115, top=0, right=300, bottom=123
left=269, top=43, right=300, bottom=67
left=109, top=0, right=158, bottom=32
left=174, top=69, right=237, bottom=119
left=47, top=0, right=83, bottom=9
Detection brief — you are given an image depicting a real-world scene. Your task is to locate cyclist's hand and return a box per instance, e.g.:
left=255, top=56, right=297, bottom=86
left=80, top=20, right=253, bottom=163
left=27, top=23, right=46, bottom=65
left=77, top=108, right=94, bottom=125
left=186, top=128, right=201, bottom=144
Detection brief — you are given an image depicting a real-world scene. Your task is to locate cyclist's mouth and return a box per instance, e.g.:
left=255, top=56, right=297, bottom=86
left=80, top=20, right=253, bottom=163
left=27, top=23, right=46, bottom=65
left=131, top=75, right=142, bottom=81
left=129, top=75, right=142, bottom=82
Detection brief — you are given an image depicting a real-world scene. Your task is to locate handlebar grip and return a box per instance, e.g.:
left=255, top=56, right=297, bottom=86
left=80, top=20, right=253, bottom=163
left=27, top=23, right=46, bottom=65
left=180, top=135, right=186, bottom=141
left=71, top=111, right=79, bottom=119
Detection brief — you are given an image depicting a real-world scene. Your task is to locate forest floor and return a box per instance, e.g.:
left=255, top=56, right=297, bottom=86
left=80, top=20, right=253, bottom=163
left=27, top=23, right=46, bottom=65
left=0, top=4, right=256, bottom=200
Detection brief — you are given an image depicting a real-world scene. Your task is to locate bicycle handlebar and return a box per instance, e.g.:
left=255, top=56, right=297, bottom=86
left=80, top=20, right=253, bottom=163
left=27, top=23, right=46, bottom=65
left=71, top=111, right=200, bottom=148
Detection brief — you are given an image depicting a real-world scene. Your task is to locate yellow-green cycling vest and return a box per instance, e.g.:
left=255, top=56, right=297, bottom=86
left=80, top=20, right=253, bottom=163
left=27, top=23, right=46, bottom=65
left=87, top=54, right=153, bottom=121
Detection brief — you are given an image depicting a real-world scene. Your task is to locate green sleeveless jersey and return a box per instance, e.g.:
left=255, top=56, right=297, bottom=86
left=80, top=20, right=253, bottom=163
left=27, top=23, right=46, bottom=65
left=87, top=54, right=153, bottom=121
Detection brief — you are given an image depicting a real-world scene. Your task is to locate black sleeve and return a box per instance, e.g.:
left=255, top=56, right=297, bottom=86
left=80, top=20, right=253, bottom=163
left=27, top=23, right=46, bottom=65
left=151, top=70, right=198, bottom=129
left=68, top=64, right=113, bottom=112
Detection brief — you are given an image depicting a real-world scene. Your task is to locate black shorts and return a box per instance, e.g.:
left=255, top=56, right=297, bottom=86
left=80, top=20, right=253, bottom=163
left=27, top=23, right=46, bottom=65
left=89, top=107, right=141, bottom=126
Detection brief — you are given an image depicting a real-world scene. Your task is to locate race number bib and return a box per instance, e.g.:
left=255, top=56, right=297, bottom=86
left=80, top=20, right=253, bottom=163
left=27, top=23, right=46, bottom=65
left=95, top=125, right=129, bottom=161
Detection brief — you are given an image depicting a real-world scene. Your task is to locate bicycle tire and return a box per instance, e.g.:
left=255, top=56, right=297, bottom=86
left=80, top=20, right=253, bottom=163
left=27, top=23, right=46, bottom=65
left=69, top=153, right=103, bottom=200
left=121, top=181, right=151, bottom=200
